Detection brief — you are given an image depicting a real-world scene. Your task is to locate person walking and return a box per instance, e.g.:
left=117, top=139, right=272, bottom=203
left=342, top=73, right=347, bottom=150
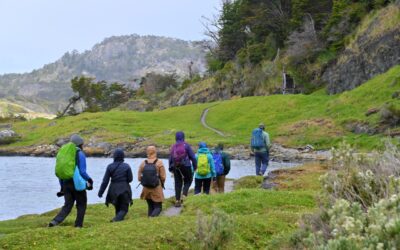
left=169, top=131, right=197, bottom=207
left=212, top=143, right=231, bottom=193
left=98, top=148, right=133, bottom=222
left=250, top=123, right=271, bottom=176
left=49, top=134, right=93, bottom=228
left=194, top=142, right=216, bottom=195
left=138, top=146, right=166, bottom=217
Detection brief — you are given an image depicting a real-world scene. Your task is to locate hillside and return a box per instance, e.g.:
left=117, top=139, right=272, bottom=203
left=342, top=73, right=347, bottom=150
left=2, top=65, right=399, bottom=155
left=0, top=35, right=208, bottom=113
left=0, top=100, right=55, bottom=120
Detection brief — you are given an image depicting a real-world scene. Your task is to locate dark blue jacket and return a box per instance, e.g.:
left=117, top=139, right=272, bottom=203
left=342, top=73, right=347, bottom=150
left=98, top=161, right=133, bottom=197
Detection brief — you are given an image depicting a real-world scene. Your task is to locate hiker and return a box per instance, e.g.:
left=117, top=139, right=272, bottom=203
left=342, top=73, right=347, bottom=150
left=98, top=148, right=133, bottom=222
left=250, top=123, right=271, bottom=176
left=168, top=131, right=197, bottom=207
left=138, top=146, right=166, bottom=217
left=194, top=142, right=216, bottom=195
left=49, top=134, right=93, bottom=228
left=212, top=143, right=231, bottom=193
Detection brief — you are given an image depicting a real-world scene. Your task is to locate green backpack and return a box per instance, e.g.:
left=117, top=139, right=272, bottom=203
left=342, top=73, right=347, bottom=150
left=55, top=142, right=78, bottom=180
left=197, top=153, right=210, bottom=176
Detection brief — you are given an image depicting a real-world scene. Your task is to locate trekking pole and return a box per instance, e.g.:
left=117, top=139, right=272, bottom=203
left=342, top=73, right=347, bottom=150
left=136, top=183, right=141, bottom=189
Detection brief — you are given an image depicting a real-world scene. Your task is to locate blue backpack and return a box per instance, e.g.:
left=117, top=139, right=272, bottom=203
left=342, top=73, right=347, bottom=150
left=73, top=167, right=86, bottom=191
left=251, top=128, right=265, bottom=149
left=213, top=152, right=224, bottom=176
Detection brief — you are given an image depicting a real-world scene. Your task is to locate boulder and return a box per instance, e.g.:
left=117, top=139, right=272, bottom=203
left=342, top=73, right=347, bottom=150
left=0, top=129, right=19, bottom=145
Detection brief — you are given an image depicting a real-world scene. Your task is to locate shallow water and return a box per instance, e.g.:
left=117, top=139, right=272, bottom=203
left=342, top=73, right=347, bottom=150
left=0, top=156, right=298, bottom=221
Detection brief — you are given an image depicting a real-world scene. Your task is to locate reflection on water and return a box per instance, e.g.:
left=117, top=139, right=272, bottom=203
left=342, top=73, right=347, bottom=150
left=0, top=156, right=298, bottom=221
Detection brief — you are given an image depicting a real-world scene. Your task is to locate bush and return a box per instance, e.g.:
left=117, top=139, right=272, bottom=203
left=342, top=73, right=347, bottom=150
left=380, top=103, right=400, bottom=126
left=293, top=142, right=400, bottom=248
left=190, top=210, right=234, bottom=250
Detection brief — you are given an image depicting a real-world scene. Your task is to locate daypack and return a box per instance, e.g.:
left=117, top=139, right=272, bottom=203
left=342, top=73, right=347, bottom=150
left=172, top=142, right=187, bottom=167
left=55, top=142, right=78, bottom=180
left=141, top=159, right=160, bottom=188
left=197, top=153, right=210, bottom=176
left=73, top=167, right=86, bottom=191
left=251, top=128, right=265, bottom=149
left=213, top=152, right=224, bottom=176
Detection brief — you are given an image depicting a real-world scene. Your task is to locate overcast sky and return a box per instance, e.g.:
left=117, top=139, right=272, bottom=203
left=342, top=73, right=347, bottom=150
left=0, top=0, right=220, bottom=74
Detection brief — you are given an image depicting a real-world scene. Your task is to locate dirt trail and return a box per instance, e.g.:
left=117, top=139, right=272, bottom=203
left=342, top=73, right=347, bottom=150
left=163, top=180, right=234, bottom=217
left=200, top=108, right=226, bottom=137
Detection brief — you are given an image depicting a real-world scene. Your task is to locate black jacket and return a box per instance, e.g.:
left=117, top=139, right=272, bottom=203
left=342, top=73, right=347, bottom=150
left=98, top=161, right=133, bottom=206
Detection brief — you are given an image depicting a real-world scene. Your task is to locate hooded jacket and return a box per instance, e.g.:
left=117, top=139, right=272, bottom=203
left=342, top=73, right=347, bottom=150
left=195, top=147, right=216, bottom=179
left=138, top=146, right=166, bottom=202
left=168, top=131, right=197, bottom=171
left=98, top=149, right=133, bottom=206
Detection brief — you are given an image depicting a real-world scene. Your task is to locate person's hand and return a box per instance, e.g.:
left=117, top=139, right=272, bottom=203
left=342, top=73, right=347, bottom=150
left=98, top=193, right=102, bottom=198
left=88, top=178, right=94, bottom=185
left=56, top=191, right=64, bottom=197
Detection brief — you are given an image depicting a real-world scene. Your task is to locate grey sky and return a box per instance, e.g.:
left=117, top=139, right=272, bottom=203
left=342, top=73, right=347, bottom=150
left=0, top=0, right=220, bottom=74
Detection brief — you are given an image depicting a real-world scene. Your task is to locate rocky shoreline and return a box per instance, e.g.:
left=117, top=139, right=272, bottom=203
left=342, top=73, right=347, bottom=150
left=0, top=142, right=331, bottom=163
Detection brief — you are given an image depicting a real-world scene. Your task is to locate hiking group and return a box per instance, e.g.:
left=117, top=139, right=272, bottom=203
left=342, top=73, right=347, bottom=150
left=49, top=124, right=270, bottom=227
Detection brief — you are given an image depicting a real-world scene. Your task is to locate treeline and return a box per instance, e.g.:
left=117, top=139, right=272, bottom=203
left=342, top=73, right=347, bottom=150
left=206, top=0, right=392, bottom=92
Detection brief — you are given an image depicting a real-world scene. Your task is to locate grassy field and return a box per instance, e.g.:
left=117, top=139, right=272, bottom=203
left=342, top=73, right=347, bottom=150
left=4, top=65, right=400, bottom=150
left=0, top=163, right=323, bottom=249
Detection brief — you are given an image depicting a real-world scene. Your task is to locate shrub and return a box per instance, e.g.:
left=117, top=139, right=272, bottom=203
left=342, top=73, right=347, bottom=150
left=293, top=142, right=400, bottom=248
left=190, top=210, right=234, bottom=250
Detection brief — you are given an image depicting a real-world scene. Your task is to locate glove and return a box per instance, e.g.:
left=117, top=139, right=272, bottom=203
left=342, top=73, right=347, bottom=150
left=56, top=191, right=64, bottom=197
left=87, top=182, right=93, bottom=191
left=168, top=166, right=175, bottom=173
left=98, top=193, right=102, bottom=198
left=88, top=178, right=94, bottom=185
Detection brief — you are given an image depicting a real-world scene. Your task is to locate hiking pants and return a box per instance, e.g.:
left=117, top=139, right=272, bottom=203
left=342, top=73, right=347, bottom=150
left=53, top=180, right=87, bottom=227
left=113, top=192, right=130, bottom=222
left=255, top=151, right=269, bottom=176
left=146, top=199, right=162, bottom=217
left=174, top=166, right=193, bottom=201
left=194, top=178, right=211, bottom=195
left=212, top=175, right=226, bottom=193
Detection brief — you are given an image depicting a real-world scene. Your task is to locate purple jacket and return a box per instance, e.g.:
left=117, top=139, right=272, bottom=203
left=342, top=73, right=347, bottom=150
left=168, top=131, right=197, bottom=170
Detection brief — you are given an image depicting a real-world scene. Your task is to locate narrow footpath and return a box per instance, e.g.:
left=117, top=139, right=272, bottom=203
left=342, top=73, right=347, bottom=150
left=200, top=107, right=226, bottom=137
left=163, top=180, right=234, bottom=217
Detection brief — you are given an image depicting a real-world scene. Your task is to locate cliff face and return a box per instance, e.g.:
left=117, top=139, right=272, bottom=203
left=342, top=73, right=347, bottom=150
left=323, top=3, right=400, bottom=94
left=0, top=35, right=207, bottom=113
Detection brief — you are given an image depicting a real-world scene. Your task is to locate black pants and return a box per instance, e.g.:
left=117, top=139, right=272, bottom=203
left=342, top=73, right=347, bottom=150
left=174, top=166, right=193, bottom=201
left=113, top=192, right=130, bottom=222
left=146, top=199, right=162, bottom=217
left=194, top=178, right=211, bottom=195
left=53, top=180, right=87, bottom=227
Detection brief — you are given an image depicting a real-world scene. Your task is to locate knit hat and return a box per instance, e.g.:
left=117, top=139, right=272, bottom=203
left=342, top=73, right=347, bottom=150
left=198, top=142, right=207, bottom=149
left=259, top=123, right=265, bottom=129
left=70, top=134, right=84, bottom=146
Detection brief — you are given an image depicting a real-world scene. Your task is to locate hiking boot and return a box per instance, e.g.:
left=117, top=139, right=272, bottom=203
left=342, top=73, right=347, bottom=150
left=174, top=200, right=182, bottom=207
left=48, top=220, right=58, bottom=227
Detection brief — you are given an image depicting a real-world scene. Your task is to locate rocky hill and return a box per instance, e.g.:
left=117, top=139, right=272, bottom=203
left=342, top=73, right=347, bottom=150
left=0, top=35, right=208, bottom=114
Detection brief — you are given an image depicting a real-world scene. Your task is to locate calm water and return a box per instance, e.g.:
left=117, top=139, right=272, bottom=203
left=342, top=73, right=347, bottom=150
left=0, top=156, right=298, bottom=221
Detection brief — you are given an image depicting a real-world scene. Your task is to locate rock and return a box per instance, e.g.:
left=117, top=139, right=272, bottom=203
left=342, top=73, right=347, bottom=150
left=0, top=129, right=19, bottom=145
left=47, top=121, right=57, bottom=127
left=55, top=137, right=69, bottom=147
left=365, top=108, right=380, bottom=116
left=323, top=5, right=400, bottom=94
left=345, top=121, right=376, bottom=135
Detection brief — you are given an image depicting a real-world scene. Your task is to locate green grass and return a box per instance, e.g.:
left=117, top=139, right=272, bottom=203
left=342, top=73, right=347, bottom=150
left=5, top=65, right=400, bottom=150
left=0, top=163, right=323, bottom=249
left=0, top=186, right=317, bottom=249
